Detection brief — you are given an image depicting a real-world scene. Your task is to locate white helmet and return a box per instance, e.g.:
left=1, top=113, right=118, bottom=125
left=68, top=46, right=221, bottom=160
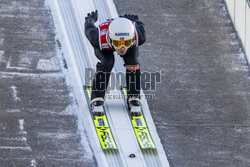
left=108, top=17, right=135, bottom=41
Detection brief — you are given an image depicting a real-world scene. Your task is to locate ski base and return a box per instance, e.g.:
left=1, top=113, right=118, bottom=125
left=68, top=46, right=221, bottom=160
left=121, top=86, right=156, bottom=149
left=84, top=85, right=117, bottom=150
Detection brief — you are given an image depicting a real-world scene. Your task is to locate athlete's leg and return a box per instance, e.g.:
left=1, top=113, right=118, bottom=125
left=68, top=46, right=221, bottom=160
left=91, top=49, right=114, bottom=100
left=123, top=47, right=141, bottom=99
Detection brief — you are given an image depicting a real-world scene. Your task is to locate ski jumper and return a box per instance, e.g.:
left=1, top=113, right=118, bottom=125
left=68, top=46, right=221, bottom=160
left=84, top=18, right=146, bottom=100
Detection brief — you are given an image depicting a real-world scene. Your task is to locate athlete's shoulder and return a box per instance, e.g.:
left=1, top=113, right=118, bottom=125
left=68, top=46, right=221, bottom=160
left=98, top=19, right=112, bottom=27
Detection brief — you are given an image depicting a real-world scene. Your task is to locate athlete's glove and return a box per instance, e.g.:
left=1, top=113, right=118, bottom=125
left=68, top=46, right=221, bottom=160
left=122, top=14, right=139, bottom=22
left=85, top=10, right=98, bottom=22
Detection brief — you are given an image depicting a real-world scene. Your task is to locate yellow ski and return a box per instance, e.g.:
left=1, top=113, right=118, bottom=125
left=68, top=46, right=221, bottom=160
left=84, top=85, right=117, bottom=150
left=121, top=86, right=156, bottom=149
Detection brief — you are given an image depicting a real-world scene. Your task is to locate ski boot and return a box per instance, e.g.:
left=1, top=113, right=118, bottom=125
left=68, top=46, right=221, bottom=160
left=127, top=97, right=142, bottom=116
left=90, top=97, right=105, bottom=116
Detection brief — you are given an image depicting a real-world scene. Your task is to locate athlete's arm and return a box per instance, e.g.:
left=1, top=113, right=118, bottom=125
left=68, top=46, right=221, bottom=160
left=135, top=21, right=146, bottom=46
left=121, top=14, right=146, bottom=46
left=84, top=10, right=99, bottom=49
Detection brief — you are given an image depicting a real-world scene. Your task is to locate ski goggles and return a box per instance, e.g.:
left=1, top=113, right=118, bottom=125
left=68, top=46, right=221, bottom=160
left=111, top=39, right=133, bottom=49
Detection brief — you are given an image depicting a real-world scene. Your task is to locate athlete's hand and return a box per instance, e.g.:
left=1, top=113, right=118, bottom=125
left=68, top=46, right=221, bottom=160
left=85, top=10, right=98, bottom=22
left=122, top=14, right=139, bottom=22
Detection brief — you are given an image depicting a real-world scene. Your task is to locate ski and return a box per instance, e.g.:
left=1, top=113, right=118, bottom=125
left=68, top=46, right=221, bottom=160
left=83, top=85, right=117, bottom=150
left=121, top=86, right=156, bottom=149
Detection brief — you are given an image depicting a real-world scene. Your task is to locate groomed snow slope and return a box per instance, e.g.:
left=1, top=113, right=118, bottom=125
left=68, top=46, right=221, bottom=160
left=48, top=0, right=169, bottom=166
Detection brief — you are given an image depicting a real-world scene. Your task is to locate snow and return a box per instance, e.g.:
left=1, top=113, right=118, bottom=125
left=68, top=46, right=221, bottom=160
left=0, top=51, right=5, bottom=64
left=0, top=146, right=31, bottom=151
left=0, top=38, right=3, bottom=45
left=45, top=0, right=95, bottom=164
left=10, top=86, right=21, bottom=102
left=36, top=58, right=59, bottom=71
left=46, top=0, right=169, bottom=166
left=18, top=119, right=27, bottom=135
left=30, top=159, right=37, bottom=167
left=7, top=109, right=21, bottom=113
